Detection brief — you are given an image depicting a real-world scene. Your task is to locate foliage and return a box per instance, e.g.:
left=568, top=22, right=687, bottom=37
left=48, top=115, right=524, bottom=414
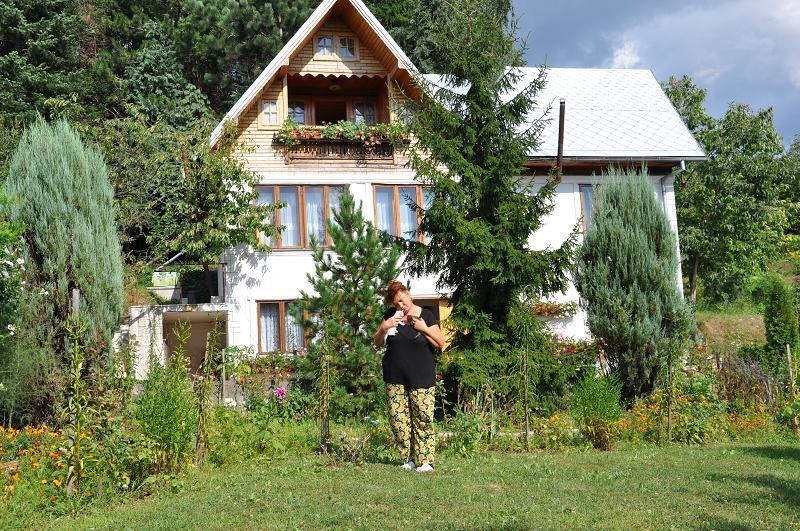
left=0, top=191, right=25, bottom=424
left=0, top=0, right=87, bottom=126
left=530, top=412, right=580, bottom=450
left=4, top=117, right=123, bottom=423
left=573, top=168, right=693, bottom=401
left=662, top=75, right=788, bottom=303
left=365, top=0, right=441, bottom=73
left=124, top=21, right=210, bottom=127
left=571, top=374, right=623, bottom=450
left=275, top=118, right=410, bottom=148
left=442, top=409, right=485, bottom=458
left=176, top=0, right=315, bottom=112
left=134, top=322, right=197, bottom=473
left=403, top=0, right=574, bottom=394
left=292, top=192, right=400, bottom=418
left=529, top=300, right=578, bottom=318
left=761, top=273, right=799, bottom=379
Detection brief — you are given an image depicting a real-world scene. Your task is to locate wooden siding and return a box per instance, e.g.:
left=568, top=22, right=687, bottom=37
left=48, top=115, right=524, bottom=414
left=288, top=18, right=389, bottom=77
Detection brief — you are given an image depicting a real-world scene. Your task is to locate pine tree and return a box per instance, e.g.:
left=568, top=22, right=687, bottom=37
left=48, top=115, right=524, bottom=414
left=4, top=117, right=123, bottom=420
left=0, top=0, right=86, bottom=125
left=403, top=0, right=574, bottom=393
left=292, top=192, right=400, bottom=417
left=573, top=168, right=693, bottom=402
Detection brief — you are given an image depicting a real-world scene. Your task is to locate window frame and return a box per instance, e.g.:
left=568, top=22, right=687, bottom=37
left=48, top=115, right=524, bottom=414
left=313, top=32, right=359, bottom=61
left=579, top=184, right=594, bottom=234
left=287, top=99, right=310, bottom=125
left=352, top=101, right=377, bottom=125
left=372, top=184, right=429, bottom=243
left=315, top=35, right=334, bottom=58
left=256, top=300, right=307, bottom=354
left=337, top=36, right=357, bottom=60
left=256, top=185, right=344, bottom=249
left=260, top=99, right=280, bottom=128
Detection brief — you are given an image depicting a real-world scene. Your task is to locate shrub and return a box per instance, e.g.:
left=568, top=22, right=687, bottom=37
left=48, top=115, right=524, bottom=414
left=762, top=273, right=799, bottom=379
left=443, top=409, right=485, bottom=458
left=134, top=358, right=197, bottom=473
left=571, top=374, right=623, bottom=450
left=206, top=406, right=256, bottom=466
left=531, top=413, right=580, bottom=450
left=573, top=168, right=693, bottom=401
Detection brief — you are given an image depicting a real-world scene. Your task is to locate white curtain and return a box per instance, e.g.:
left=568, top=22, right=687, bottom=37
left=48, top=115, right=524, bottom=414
left=328, top=186, right=344, bottom=229
left=375, top=187, right=395, bottom=235
left=399, top=187, right=418, bottom=240
left=257, top=188, right=275, bottom=246
left=280, top=187, right=300, bottom=246
left=305, top=187, right=325, bottom=245
left=259, top=303, right=279, bottom=352
left=285, top=308, right=305, bottom=352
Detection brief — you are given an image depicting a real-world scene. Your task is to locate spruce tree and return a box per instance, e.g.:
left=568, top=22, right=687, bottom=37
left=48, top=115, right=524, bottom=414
left=404, top=0, right=574, bottom=393
left=573, top=168, right=693, bottom=401
left=292, top=192, right=400, bottom=417
left=5, top=117, right=123, bottom=420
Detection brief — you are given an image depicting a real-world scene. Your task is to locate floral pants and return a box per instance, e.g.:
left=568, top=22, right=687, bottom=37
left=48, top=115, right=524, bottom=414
left=386, top=384, right=435, bottom=466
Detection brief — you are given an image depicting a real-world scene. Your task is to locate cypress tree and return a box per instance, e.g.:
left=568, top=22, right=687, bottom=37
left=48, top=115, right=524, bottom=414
left=762, top=273, right=799, bottom=378
left=5, top=117, right=123, bottom=418
left=292, top=192, right=400, bottom=417
left=404, top=0, right=574, bottom=393
left=573, top=168, right=693, bottom=402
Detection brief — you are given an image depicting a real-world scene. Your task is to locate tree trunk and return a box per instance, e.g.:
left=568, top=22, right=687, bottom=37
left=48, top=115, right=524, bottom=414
left=689, top=254, right=699, bottom=304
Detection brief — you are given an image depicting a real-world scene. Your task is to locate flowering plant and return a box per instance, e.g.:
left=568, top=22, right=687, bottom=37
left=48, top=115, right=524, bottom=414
left=530, top=300, right=578, bottom=318
left=275, top=118, right=409, bottom=149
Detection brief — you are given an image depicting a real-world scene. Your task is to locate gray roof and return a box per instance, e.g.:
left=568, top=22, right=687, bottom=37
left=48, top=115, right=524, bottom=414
left=423, top=68, right=706, bottom=162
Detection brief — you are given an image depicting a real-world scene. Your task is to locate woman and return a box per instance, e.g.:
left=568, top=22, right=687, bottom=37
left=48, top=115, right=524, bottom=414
left=373, top=281, right=445, bottom=472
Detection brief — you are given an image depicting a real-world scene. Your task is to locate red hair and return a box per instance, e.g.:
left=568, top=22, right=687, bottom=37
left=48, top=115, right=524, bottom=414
left=385, top=280, right=408, bottom=305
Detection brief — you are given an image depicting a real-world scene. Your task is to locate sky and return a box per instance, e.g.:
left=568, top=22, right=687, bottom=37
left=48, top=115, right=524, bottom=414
left=512, top=0, right=800, bottom=147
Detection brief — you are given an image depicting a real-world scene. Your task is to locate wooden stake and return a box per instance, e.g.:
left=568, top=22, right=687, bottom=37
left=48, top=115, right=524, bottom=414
left=787, top=344, right=799, bottom=435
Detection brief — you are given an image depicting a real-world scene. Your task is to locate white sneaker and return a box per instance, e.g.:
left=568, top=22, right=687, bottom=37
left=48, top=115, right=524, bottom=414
left=400, top=461, right=416, bottom=470
left=416, top=463, right=434, bottom=473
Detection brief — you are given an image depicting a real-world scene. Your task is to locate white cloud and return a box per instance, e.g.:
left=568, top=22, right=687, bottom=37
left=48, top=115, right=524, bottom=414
left=610, top=40, right=640, bottom=69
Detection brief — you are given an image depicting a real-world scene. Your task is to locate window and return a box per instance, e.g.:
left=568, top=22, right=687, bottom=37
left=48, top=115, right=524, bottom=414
left=338, top=37, right=356, bottom=59
left=261, top=100, right=279, bottom=126
left=353, top=102, right=376, bottom=125
left=316, top=36, right=333, bottom=57
left=579, top=184, right=595, bottom=233
left=257, top=185, right=345, bottom=248
left=374, top=185, right=428, bottom=241
left=258, top=301, right=305, bottom=353
left=288, top=101, right=306, bottom=124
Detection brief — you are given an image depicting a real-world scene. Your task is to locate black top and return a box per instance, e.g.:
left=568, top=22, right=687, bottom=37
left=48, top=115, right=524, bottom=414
left=382, top=307, right=439, bottom=388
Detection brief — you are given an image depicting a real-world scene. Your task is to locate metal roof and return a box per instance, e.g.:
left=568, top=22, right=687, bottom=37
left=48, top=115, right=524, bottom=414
left=424, top=68, right=706, bottom=162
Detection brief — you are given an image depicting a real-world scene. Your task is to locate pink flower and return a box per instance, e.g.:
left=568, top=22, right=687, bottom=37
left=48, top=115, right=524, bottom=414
left=273, top=387, right=287, bottom=401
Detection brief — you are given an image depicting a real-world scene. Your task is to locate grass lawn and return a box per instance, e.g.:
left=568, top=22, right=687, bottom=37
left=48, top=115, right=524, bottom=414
left=12, top=442, right=800, bottom=530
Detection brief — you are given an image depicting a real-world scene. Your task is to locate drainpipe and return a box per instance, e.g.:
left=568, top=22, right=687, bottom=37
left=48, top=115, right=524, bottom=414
left=556, top=99, right=566, bottom=180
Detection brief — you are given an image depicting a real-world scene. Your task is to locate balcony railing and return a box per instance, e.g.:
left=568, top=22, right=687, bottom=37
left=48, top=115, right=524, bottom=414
left=284, top=138, right=395, bottom=163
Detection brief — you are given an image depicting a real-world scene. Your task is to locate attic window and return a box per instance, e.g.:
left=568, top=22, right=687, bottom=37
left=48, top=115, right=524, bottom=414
left=353, top=102, right=375, bottom=125
left=261, top=100, right=279, bottom=126
left=338, top=37, right=356, bottom=59
left=288, top=101, right=307, bottom=124
left=316, top=36, right=333, bottom=57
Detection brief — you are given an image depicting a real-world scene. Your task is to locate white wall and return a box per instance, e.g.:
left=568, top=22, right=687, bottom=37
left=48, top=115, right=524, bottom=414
left=220, top=170, right=682, bottom=351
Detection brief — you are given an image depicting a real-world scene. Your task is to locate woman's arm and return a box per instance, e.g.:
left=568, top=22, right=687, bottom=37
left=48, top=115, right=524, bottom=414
left=412, top=317, right=445, bottom=350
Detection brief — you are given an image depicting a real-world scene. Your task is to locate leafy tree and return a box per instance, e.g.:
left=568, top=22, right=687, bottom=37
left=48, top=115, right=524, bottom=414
left=292, top=192, right=400, bottom=417
left=573, top=169, right=693, bottom=402
left=176, top=0, right=316, bottom=112
left=159, top=122, right=281, bottom=295
left=0, top=0, right=86, bottom=126
left=662, top=76, right=787, bottom=303
left=4, top=117, right=123, bottom=421
left=783, top=136, right=800, bottom=235
left=403, top=0, right=574, bottom=394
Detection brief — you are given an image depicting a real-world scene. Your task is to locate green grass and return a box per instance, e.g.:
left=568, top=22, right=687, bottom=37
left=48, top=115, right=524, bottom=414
left=10, top=442, right=800, bottom=530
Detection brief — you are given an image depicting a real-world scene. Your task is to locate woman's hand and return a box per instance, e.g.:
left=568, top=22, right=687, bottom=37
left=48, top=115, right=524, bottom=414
left=381, top=313, right=404, bottom=333
left=409, top=315, right=429, bottom=332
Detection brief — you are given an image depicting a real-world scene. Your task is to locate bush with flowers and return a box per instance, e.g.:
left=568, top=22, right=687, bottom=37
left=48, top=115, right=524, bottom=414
left=530, top=300, right=578, bottom=318
left=274, top=118, right=409, bottom=149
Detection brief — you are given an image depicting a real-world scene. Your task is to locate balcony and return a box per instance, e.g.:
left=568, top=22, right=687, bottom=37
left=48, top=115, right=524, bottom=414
left=285, top=138, right=394, bottom=163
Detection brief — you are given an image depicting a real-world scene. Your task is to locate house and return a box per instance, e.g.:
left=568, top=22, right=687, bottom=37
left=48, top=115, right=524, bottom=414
left=127, top=0, right=705, bottom=378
